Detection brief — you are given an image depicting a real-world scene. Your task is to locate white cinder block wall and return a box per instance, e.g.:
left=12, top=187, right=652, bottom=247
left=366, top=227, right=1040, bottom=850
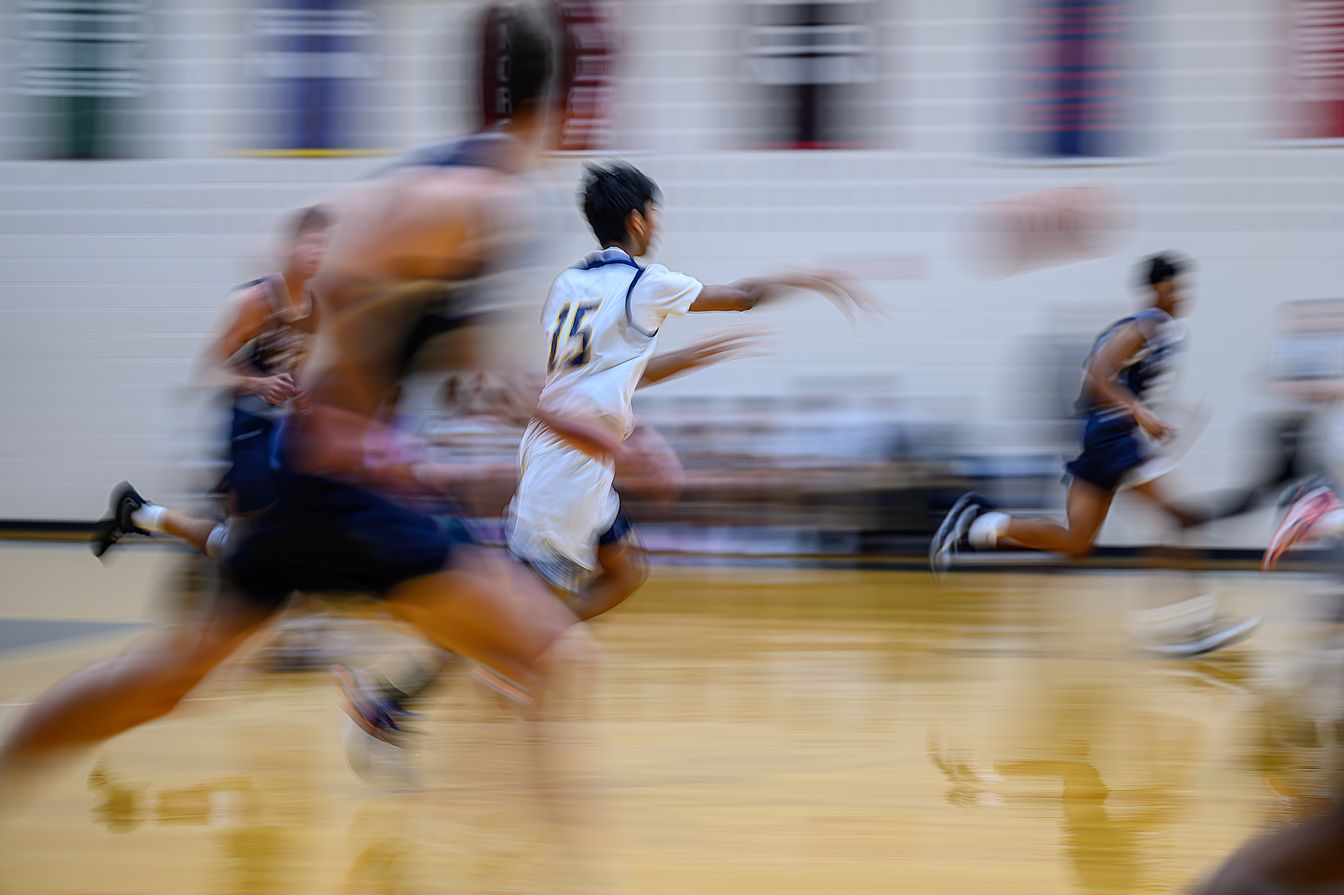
left=1, top=0, right=1339, bottom=550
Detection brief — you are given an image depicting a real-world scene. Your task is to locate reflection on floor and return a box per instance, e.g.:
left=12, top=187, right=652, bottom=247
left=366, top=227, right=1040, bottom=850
left=1, top=562, right=1341, bottom=895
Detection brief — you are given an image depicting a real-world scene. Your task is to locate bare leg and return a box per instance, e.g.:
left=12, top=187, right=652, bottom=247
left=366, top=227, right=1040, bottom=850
left=364, top=539, right=644, bottom=708
left=381, top=548, right=598, bottom=836
left=1130, top=479, right=1202, bottom=530
left=0, top=599, right=272, bottom=777
left=570, top=539, right=649, bottom=622
left=1194, top=800, right=1344, bottom=895
left=157, top=508, right=222, bottom=556
left=382, top=547, right=589, bottom=699
left=998, top=478, right=1114, bottom=558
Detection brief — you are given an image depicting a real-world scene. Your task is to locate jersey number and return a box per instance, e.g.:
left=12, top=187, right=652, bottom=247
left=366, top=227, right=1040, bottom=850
left=547, top=301, right=599, bottom=372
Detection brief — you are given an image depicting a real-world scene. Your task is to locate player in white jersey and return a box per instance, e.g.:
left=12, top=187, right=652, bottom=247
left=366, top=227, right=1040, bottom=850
left=331, top=162, right=872, bottom=758
left=507, top=161, right=872, bottom=617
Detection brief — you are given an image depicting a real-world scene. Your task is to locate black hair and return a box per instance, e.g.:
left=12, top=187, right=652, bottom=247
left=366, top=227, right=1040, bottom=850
left=480, top=4, right=555, bottom=121
left=1142, top=253, right=1187, bottom=288
left=581, top=161, right=661, bottom=247
left=291, top=204, right=332, bottom=239
left=508, top=5, right=554, bottom=115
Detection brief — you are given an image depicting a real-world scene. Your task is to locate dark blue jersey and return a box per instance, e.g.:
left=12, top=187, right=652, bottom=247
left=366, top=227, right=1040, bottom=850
left=1078, top=307, right=1183, bottom=423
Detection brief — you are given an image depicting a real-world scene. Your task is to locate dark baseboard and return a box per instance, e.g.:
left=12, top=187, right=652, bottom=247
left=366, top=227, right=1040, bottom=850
left=0, top=520, right=1328, bottom=573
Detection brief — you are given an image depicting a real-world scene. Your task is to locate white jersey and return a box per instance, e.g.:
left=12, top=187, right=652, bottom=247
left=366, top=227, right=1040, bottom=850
left=536, top=247, right=703, bottom=439
left=507, top=247, right=701, bottom=588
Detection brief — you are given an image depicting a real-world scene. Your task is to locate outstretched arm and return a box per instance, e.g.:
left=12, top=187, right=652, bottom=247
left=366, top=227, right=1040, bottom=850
left=639, top=329, right=759, bottom=388
left=689, top=270, right=877, bottom=323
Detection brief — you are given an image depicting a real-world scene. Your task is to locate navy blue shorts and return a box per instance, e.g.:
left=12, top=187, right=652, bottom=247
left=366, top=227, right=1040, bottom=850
left=227, top=472, right=462, bottom=610
left=227, top=408, right=279, bottom=513
left=598, top=508, right=633, bottom=546
left=1065, top=416, right=1145, bottom=493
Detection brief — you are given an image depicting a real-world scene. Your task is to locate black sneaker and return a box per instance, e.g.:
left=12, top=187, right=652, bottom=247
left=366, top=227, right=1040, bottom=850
left=91, top=482, right=150, bottom=559
left=929, top=492, right=991, bottom=579
left=332, top=665, right=411, bottom=745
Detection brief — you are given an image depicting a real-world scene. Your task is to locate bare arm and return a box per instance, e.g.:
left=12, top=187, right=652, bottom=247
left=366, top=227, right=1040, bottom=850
left=639, top=329, right=759, bottom=388
left=688, top=280, right=772, bottom=313
left=688, top=270, right=877, bottom=322
left=1273, top=379, right=1344, bottom=402
left=534, top=408, right=626, bottom=461
left=479, top=370, right=627, bottom=461
left=1084, top=322, right=1173, bottom=439
left=195, top=286, right=296, bottom=404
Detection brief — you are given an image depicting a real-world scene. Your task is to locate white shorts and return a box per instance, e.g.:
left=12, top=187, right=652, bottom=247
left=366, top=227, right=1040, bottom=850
left=506, top=421, right=622, bottom=591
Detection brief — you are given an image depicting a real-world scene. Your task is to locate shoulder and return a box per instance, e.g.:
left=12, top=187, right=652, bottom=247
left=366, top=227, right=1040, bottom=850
left=228, top=280, right=274, bottom=318
left=638, top=263, right=700, bottom=290
left=1131, top=308, right=1180, bottom=344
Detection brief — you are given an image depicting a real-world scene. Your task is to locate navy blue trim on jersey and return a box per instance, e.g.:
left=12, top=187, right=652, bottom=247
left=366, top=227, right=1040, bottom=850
left=624, top=266, right=658, bottom=338
left=574, top=247, right=640, bottom=271
left=371, top=132, right=517, bottom=178
left=572, top=248, right=659, bottom=338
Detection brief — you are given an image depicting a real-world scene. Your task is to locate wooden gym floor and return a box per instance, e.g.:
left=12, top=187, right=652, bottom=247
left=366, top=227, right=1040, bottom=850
left=0, top=542, right=1340, bottom=894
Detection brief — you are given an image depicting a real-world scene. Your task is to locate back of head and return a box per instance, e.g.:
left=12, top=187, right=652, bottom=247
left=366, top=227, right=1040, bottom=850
left=581, top=161, right=661, bottom=247
left=479, top=3, right=556, bottom=125
left=1139, top=252, right=1188, bottom=290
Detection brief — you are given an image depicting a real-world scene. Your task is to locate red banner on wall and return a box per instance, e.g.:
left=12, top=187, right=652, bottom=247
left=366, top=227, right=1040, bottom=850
left=1010, top=0, right=1140, bottom=159
left=971, top=184, right=1128, bottom=278
left=477, top=1, right=616, bottom=152
left=1283, top=0, right=1344, bottom=140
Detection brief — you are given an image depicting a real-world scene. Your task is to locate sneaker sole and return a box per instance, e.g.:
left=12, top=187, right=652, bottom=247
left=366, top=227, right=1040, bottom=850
left=1146, top=616, right=1261, bottom=658
left=331, top=666, right=401, bottom=745
left=930, top=493, right=981, bottom=579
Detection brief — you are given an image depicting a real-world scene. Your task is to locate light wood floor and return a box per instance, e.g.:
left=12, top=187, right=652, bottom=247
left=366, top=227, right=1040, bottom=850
left=1, top=549, right=1342, bottom=895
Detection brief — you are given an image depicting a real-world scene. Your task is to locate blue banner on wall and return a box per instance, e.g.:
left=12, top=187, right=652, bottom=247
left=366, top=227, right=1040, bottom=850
left=1011, top=0, right=1139, bottom=159
left=246, top=0, right=379, bottom=155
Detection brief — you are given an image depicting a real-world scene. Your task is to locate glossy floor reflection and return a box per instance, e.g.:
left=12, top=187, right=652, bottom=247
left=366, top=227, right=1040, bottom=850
left=1, top=563, right=1340, bottom=894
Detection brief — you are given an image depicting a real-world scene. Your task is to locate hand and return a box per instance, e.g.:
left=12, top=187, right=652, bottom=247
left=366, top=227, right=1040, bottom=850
left=685, top=327, right=767, bottom=368
left=1134, top=406, right=1175, bottom=441
left=253, top=374, right=297, bottom=406
left=771, top=269, right=883, bottom=325
left=615, top=425, right=685, bottom=504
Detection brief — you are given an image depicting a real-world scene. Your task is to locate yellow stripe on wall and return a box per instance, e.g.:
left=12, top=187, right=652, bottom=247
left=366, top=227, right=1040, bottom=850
left=226, top=148, right=394, bottom=158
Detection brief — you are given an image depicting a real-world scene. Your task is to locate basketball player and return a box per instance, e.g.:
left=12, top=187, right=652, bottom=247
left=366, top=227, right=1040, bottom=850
left=334, top=161, right=874, bottom=742
left=91, top=206, right=331, bottom=562
left=0, top=9, right=602, bottom=815
left=929, top=254, right=1259, bottom=656
left=1175, top=299, right=1344, bottom=534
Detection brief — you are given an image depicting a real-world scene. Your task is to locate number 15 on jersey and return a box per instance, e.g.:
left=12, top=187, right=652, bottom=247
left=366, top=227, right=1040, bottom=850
left=547, top=301, right=599, bottom=372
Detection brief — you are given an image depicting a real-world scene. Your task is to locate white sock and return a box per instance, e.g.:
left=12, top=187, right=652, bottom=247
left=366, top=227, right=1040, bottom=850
left=131, top=504, right=166, bottom=533
left=204, top=523, right=230, bottom=559
left=969, top=512, right=1010, bottom=549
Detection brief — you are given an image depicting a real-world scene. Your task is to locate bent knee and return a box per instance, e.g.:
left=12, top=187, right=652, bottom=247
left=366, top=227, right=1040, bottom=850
left=536, top=622, right=603, bottom=679
left=1064, top=538, right=1097, bottom=559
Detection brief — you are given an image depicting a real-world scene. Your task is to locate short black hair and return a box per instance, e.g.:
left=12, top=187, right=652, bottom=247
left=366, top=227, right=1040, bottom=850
left=1142, top=252, right=1187, bottom=288
left=581, top=162, right=661, bottom=247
